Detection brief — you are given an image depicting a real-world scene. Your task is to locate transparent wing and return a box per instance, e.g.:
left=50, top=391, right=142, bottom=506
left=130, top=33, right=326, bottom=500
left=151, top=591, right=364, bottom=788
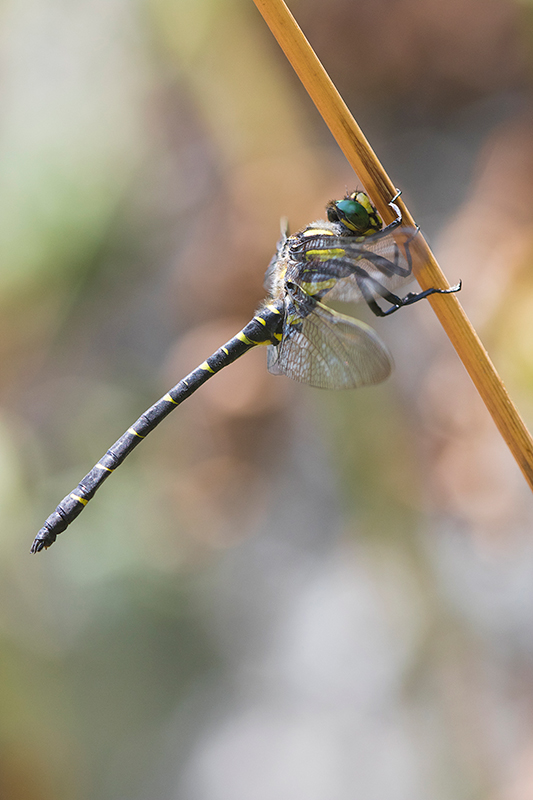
left=290, top=228, right=419, bottom=304
left=267, top=295, right=393, bottom=389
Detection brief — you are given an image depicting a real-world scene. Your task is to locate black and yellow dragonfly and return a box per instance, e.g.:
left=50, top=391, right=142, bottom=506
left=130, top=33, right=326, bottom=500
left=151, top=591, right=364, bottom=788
left=31, top=191, right=460, bottom=552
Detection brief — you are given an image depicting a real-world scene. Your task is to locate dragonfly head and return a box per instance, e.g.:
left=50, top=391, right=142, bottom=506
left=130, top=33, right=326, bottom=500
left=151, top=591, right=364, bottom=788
left=327, top=191, right=383, bottom=236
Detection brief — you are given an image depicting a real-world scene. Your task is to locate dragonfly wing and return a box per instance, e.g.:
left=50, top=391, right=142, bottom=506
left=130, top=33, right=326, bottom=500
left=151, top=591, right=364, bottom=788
left=294, top=228, right=419, bottom=303
left=267, top=343, right=284, bottom=376
left=268, top=295, right=393, bottom=389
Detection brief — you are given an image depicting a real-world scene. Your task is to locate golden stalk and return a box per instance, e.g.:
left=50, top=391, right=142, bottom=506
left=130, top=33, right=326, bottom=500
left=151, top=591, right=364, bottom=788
left=252, top=0, right=533, bottom=490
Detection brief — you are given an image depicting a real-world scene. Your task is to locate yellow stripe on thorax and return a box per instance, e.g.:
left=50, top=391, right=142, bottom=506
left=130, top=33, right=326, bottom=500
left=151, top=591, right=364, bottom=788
left=300, top=278, right=337, bottom=295
left=304, top=248, right=346, bottom=262
left=302, top=228, right=335, bottom=237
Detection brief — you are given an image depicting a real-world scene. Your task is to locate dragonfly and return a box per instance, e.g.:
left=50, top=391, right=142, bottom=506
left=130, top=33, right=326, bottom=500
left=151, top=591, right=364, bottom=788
left=31, top=190, right=460, bottom=552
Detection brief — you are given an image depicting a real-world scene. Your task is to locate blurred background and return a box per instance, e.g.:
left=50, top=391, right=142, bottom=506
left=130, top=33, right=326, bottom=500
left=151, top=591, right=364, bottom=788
left=2, top=0, right=533, bottom=797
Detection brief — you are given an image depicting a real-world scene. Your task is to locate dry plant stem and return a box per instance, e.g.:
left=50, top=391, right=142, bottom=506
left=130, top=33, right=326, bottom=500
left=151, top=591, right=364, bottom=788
left=252, top=0, right=533, bottom=489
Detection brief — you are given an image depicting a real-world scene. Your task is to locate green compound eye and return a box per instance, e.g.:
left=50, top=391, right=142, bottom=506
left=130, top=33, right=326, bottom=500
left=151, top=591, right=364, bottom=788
left=334, top=199, right=370, bottom=232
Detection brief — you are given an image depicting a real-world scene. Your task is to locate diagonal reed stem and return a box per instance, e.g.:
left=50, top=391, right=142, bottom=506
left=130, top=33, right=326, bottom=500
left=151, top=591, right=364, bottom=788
left=252, top=0, right=533, bottom=491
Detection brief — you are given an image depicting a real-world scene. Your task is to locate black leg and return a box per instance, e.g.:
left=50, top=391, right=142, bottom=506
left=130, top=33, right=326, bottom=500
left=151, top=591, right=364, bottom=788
left=359, top=274, right=461, bottom=318
left=356, top=275, right=403, bottom=317
left=379, top=190, right=403, bottom=235
left=381, top=281, right=462, bottom=315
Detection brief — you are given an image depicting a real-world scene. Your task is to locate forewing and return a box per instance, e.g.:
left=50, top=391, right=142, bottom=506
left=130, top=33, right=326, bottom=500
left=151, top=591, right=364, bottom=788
left=293, top=228, right=419, bottom=304
left=268, top=296, right=393, bottom=389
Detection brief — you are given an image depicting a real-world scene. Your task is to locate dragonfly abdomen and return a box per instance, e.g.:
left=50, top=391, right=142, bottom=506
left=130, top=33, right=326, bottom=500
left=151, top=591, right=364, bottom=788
left=31, top=304, right=284, bottom=553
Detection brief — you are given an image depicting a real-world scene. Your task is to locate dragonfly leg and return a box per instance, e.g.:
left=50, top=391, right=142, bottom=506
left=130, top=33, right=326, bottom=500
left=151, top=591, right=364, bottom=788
left=357, top=274, right=461, bottom=317
left=352, top=273, right=399, bottom=316
left=379, top=190, right=419, bottom=239
left=379, top=192, right=403, bottom=235
left=384, top=280, right=462, bottom=315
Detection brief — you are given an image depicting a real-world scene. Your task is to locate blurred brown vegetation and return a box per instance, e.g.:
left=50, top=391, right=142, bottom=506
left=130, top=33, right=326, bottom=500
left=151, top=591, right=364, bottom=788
left=2, top=0, right=533, bottom=798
